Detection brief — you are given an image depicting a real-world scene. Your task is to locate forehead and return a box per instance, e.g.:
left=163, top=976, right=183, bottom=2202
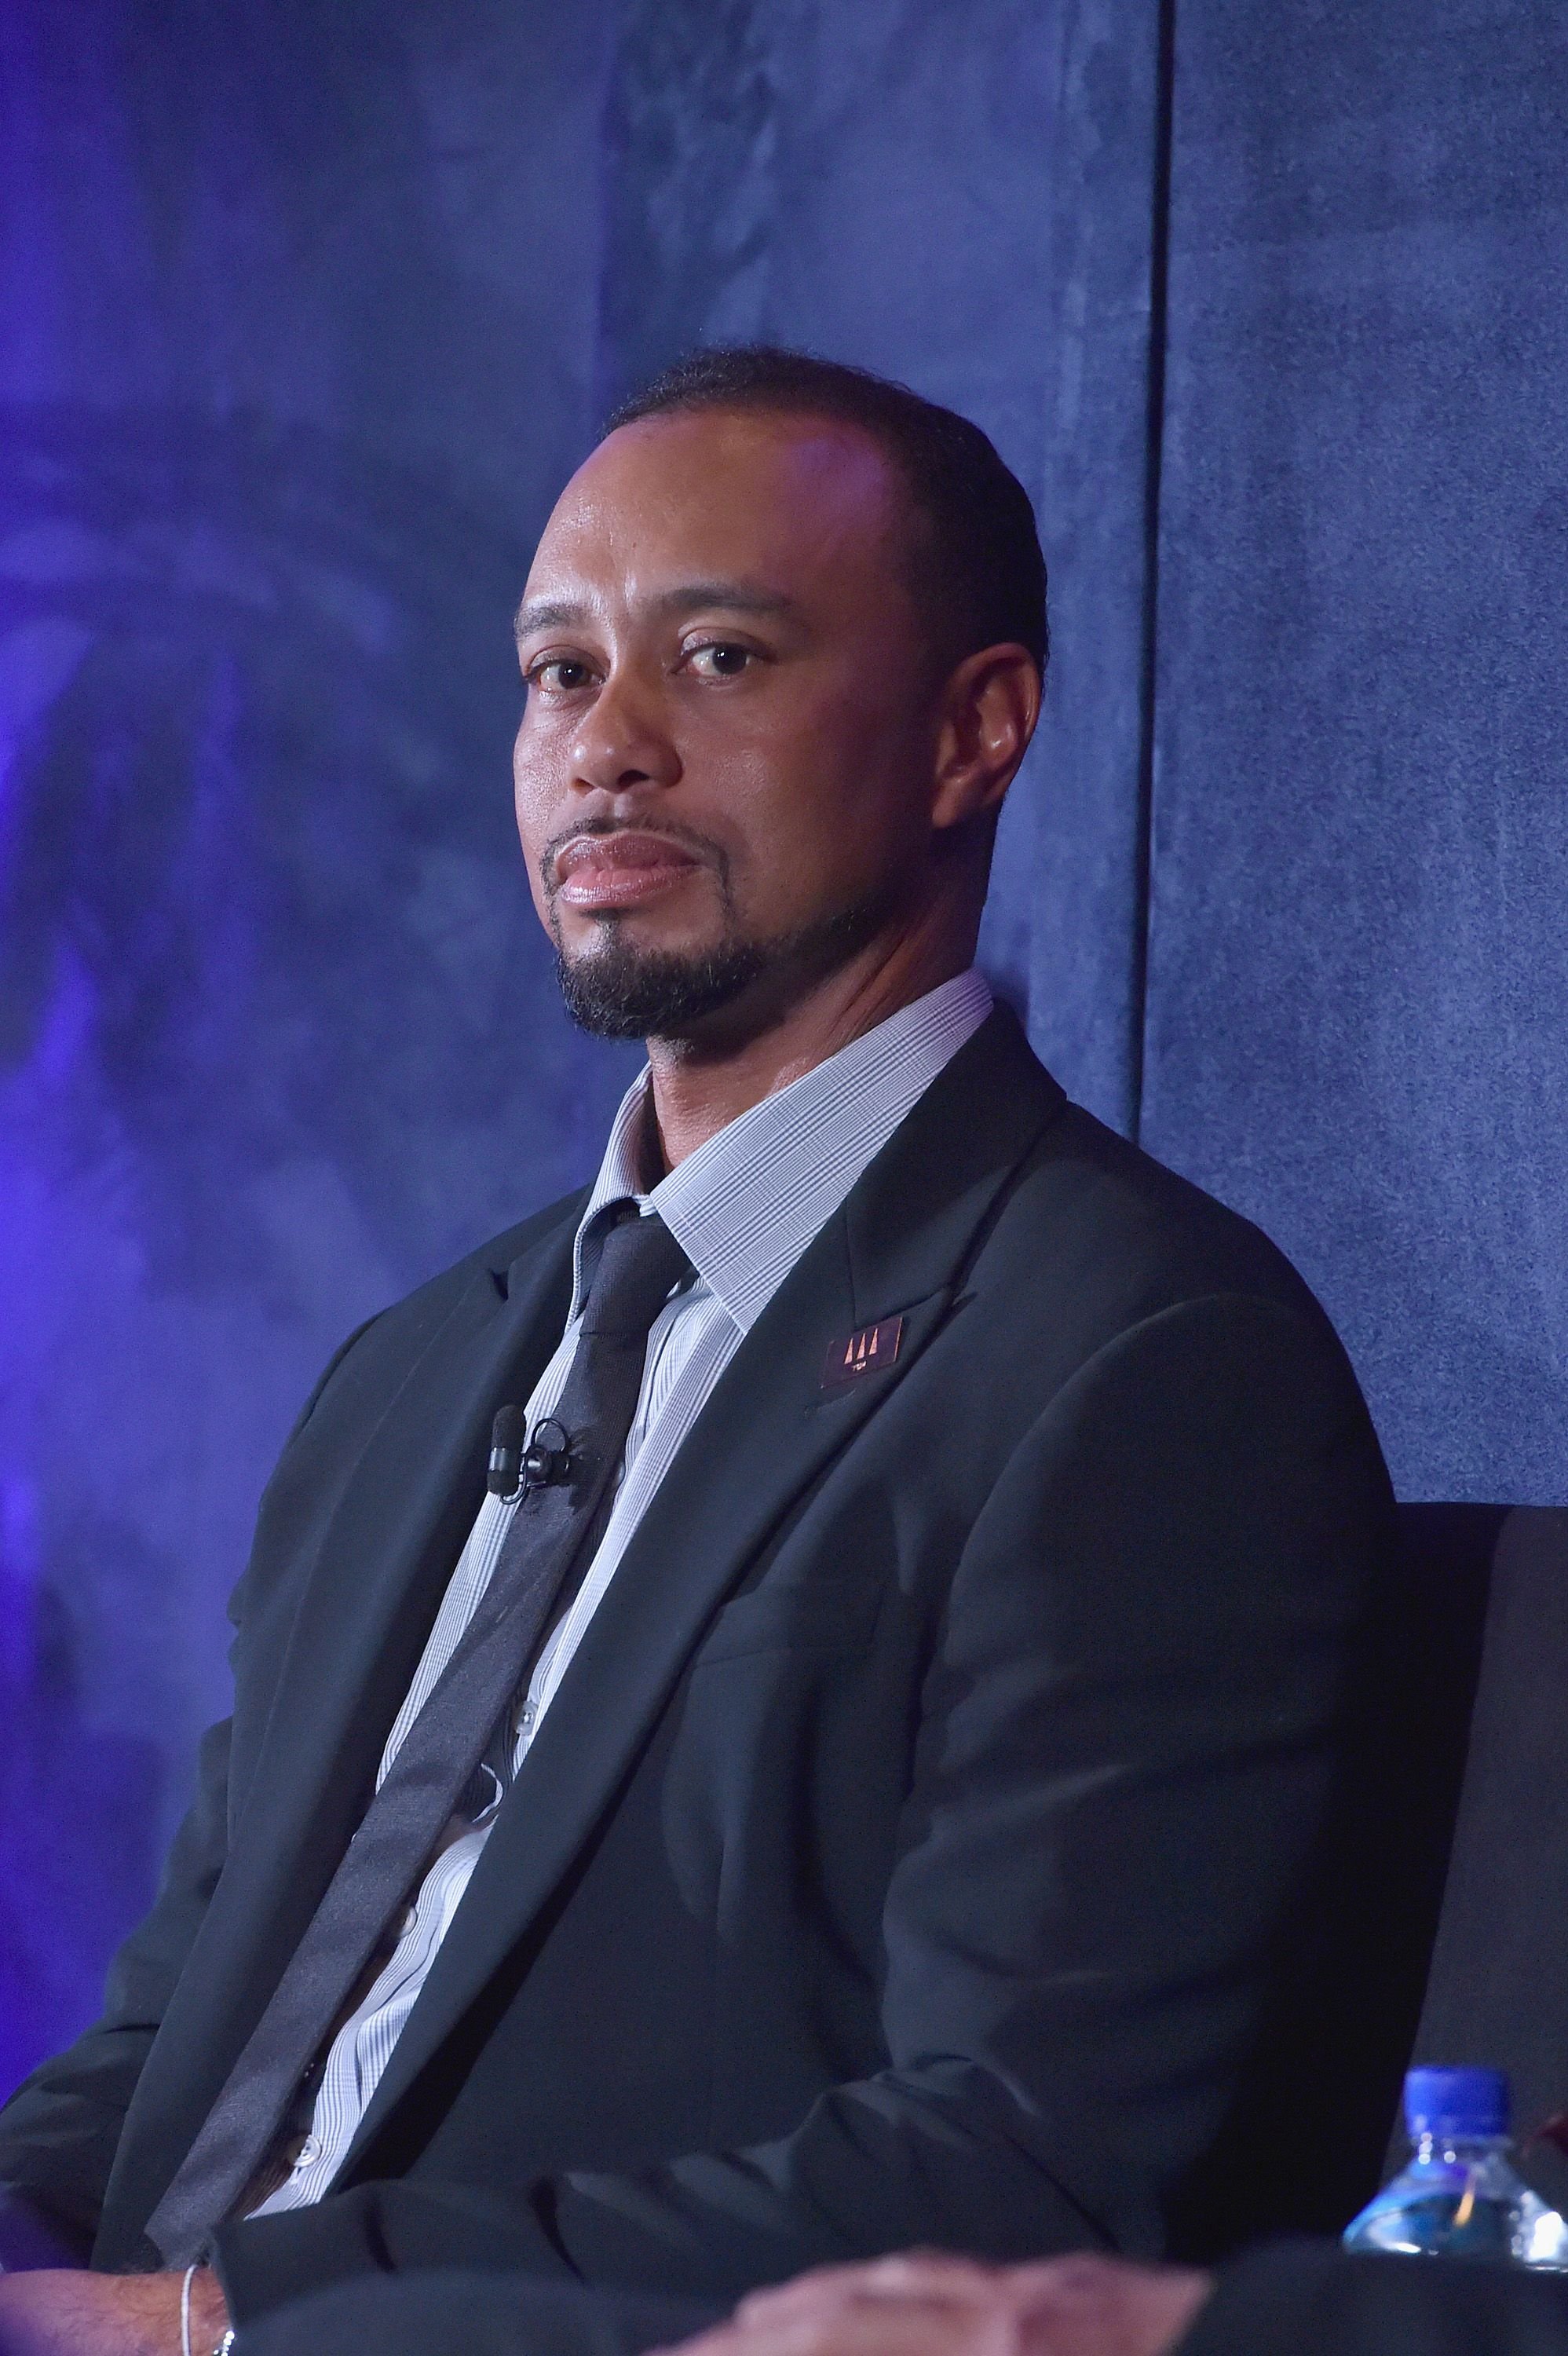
left=524, top=408, right=912, bottom=608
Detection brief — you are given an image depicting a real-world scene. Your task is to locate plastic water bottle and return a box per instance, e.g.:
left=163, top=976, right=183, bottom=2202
left=1344, top=2067, right=1568, bottom=2267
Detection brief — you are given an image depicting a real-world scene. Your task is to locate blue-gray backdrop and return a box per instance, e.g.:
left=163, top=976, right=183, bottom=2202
left=2, top=0, right=1565, bottom=2089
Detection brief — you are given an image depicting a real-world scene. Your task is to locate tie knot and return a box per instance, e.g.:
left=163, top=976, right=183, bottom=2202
left=580, top=1208, right=692, bottom=1342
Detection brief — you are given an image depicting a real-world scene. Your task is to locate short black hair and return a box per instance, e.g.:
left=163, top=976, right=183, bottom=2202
left=604, top=346, right=1048, bottom=678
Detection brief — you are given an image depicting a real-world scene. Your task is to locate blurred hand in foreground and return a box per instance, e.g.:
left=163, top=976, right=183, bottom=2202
left=660, top=2251, right=1213, bottom=2356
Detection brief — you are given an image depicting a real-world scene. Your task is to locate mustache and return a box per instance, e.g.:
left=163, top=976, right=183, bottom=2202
left=539, top=815, right=730, bottom=896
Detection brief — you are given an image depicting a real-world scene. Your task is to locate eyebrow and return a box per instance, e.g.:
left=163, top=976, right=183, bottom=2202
left=513, top=580, right=803, bottom=639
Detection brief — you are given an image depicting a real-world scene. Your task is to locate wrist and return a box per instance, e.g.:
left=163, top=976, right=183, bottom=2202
left=183, top=2263, right=232, bottom=2356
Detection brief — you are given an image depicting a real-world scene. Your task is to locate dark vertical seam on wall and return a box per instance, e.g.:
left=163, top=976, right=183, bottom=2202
left=1130, top=0, right=1175, bottom=1143
left=587, top=0, right=627, bottom=434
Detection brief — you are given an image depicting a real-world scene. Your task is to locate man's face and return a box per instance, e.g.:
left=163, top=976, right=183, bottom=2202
left=512, top=407, right=949, bottom=1041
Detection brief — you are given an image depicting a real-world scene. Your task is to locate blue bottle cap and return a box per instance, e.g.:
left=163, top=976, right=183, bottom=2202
left=1404, top=2067, right=1509, bottom=2140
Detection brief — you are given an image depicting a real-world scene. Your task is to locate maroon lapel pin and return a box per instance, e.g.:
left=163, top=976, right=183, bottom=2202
left=821, top=1315, right=904, bottom=1393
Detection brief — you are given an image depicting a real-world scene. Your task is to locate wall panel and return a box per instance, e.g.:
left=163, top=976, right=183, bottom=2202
left=1142, top=0, right=1568, bottom=1499
left=601, top=0, right=1163, bottom=1125
left=0, top=0, right=633, bottom=2087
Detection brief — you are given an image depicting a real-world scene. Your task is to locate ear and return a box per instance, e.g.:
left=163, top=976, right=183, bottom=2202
left=929, top=644, right=1042, bottom=833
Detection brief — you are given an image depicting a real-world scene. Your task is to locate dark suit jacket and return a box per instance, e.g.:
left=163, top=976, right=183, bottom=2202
left=230, top=2270, right=721, bottom=2356
left=0, top=1012, right=1397, bottom=2330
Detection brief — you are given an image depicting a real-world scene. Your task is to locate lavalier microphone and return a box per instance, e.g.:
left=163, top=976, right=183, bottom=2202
left=488, top=1404, right=527, bottom=1496
left=488, top=1407, right=573, bottom=1499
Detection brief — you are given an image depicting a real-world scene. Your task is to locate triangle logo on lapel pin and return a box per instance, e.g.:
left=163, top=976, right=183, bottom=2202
left=821, top=1315, right=904, bottom=1393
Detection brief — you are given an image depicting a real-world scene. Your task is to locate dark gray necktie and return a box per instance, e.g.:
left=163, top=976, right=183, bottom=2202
left=147, top=1206, right=691, bottom=2266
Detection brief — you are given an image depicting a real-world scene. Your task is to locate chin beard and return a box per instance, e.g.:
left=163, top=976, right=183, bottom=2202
left=554, top=935, right=769, bottom=1040
left=553, top=899, right=888, bottom=1043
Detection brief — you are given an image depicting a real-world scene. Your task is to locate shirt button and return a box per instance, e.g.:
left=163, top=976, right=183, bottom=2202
left=296, top=2136, right=321, bottom=2168
left=401, top=1906, right=418, bottom=1936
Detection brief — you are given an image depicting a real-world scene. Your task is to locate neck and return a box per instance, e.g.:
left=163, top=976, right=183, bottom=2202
left=643, top=910, right=977, bottom=1169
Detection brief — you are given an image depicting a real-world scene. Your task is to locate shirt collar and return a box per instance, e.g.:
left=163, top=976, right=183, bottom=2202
left=568, top=968, right=994, bottom=1333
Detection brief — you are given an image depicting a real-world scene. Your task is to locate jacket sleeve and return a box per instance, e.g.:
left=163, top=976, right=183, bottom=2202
left=0, top=1314, right=379, bottom=2250
left=0, top=1717, right=233, bottom=2246
left=229, top=2274, right=722, bottom=2356
left=1179, top=2242, right=1568, bottom=2356
left=211, top=1291, right=1392, bottom=2323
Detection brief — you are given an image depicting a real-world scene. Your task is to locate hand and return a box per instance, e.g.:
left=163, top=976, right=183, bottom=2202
left=0, top=2266, right=229, bottom=2356
left=660, top=2250, right=1212, bottom=2356
left=998, top=2256, right=1212, bottom=2356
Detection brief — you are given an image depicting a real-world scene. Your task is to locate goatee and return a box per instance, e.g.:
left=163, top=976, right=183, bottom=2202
left=554, top=935, right=769, bottom=1040
left=553, top=898, right=890, bottom=1044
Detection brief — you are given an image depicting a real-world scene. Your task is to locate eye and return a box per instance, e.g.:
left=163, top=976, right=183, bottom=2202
left=684, top=640, right=755, bottom=680
left=525, top=655, right=597, bottom=695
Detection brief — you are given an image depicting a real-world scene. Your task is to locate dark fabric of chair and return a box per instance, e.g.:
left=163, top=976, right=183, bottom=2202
left=1168, top=1504, right=1497, bottom=2251
left=1403, top=1506, right=1568, bottom=2211
left=1181, top=1502, right=1564, bottom=2241
left=1386, top=1507, right=1508, bottom=1986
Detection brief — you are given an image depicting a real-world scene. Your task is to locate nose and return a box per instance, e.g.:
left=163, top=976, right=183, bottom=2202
left=567, top=665, right=681, bottom=797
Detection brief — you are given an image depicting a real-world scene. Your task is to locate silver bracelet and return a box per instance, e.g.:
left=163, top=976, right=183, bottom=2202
left=180, top=2262, right=236, bottom=2356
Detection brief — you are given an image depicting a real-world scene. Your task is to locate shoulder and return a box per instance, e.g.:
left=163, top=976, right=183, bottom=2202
left=972, top=1076, right=1357, bottom=1407
left=386, top=1187, right=589, bottom=1333
left=951, top=1090, right=1391, bottom=1593
left=234, top=1187, right=587, bottom=1621
left=291, top=1186, right=589, bottom=1432
left=1014, top=1096, right=1318, bottom=1311
left=926, top=1006, right=1320, bottom=1327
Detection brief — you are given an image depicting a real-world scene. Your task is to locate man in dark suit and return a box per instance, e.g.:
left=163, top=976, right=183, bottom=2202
left=0, top=347, right=1395, bottom=2356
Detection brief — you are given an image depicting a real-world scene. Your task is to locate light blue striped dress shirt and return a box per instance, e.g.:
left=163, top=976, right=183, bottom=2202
left=252, top=968, right=992, bottom=2214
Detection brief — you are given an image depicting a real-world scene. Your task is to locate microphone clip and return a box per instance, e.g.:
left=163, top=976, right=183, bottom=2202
left=519, top=1416, right=572, bottom=1491
left=487, top=1407, right=572, bottom=1502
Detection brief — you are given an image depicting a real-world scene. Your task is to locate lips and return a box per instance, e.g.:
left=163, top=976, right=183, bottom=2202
left=553, top=830, right=703, bottom=912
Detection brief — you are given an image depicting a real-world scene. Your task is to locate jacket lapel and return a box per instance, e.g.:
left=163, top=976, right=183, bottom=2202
left=230, top=1225, right=583, bottom=1892
left=106, top=1209, right=582, bottom=2251
left=345, top=1010, right=1066, bottom=2165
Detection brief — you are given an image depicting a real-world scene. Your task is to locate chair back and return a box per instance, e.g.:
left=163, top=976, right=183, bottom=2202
left=1402, top=1505, right=1568, bottom=2208
left=1174, top=1502, right=1499, bottom=2252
